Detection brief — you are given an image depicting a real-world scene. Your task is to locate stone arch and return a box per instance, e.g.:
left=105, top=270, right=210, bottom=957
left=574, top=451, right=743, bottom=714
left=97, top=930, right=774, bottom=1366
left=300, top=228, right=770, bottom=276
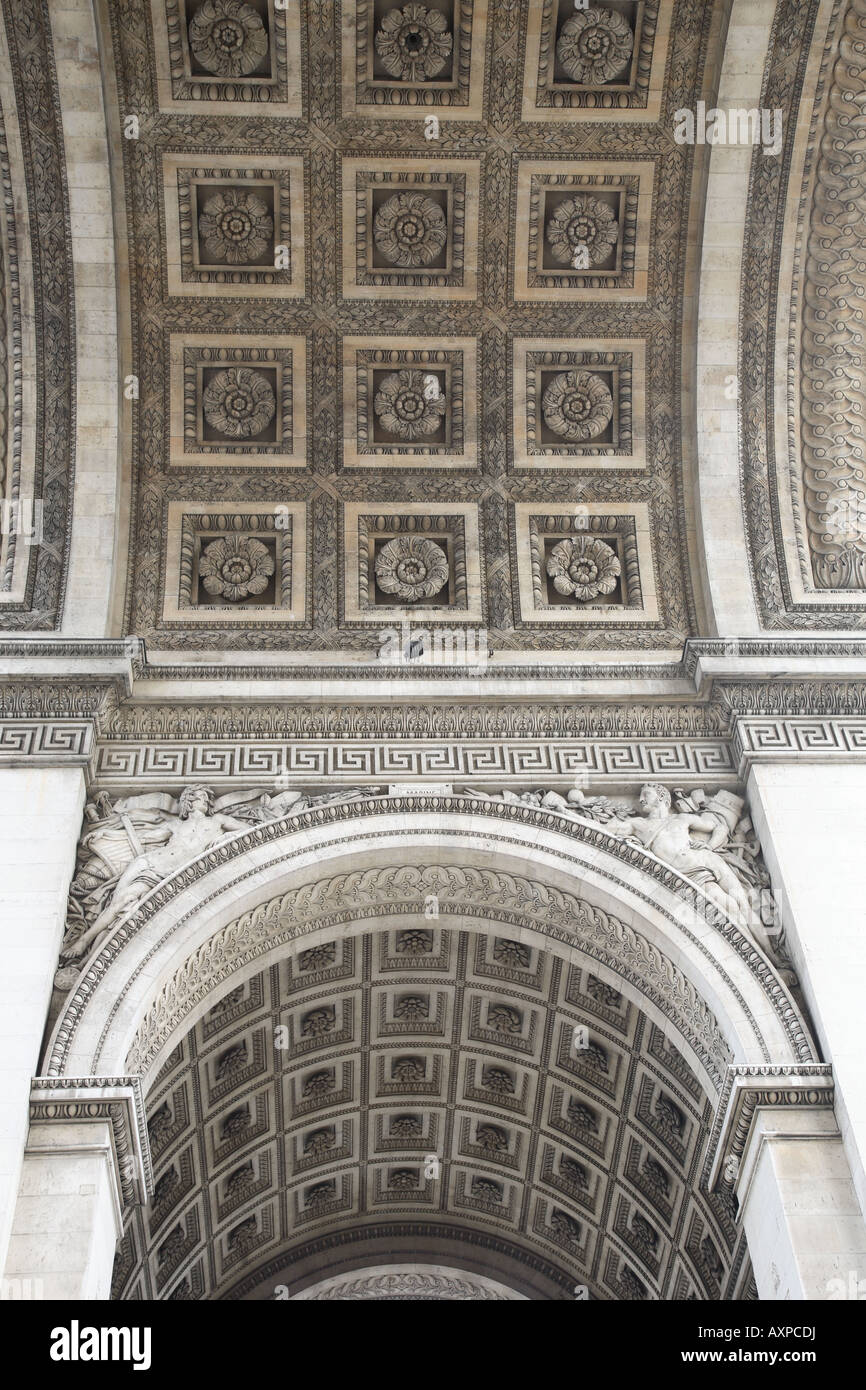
left=38, top=795, right=821, bottom=1301
left=47, top=796, right=815, bottom=1084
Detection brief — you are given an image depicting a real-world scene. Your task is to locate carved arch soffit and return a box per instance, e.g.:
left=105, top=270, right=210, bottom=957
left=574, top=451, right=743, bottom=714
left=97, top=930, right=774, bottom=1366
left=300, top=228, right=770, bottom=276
left=740, top=0, right=866, bottom=620
left=46, top=797, right=817, bottom=1084
left=0, top=0, right=76, bottom=626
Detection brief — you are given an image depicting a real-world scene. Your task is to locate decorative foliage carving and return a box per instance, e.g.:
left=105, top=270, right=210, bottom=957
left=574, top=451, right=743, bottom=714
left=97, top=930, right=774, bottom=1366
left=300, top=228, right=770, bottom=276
left=0, top=0, right=75, bottom=628
left=800, top=0, right=866, bottom=590
left=301, top=1007, right=336, bottom=1037
left=299, top=943, right=337, bottom=971
left=221, top=1105, right=251, bottom=1137
left=493, top=939, right=530, bottom=968
left=392, top=1056, right=426, bottom=1082
left=642, top=1155, right=670, bottom=1198
left=374, top=535, right=449, bottom=601
left=199, top=535, right=275, bottom=601
left=375, top=4, right=453, bottom=81
left=487, top=1004, right=522, bottom=1035
left=388, top=1168, right=419, bottom=1189
left=198, top=188, right=274, bottom=265
left=394, top=995, right=429, bottom=1021
left=546, top=195, right=619, bottom=267
left=550, top=1209, right=582, bottom=1246
left=568, top=1099, right=599, bottom=1132
left=302, top=1070, right=335, bottom=1098
left=390, top=1115, right=423, bottom=1137
left=542, top=371, right=614, bottom=442
left=304, top=1127, right=336, bottom=1156
left=396, top=928, right=433, bottom=955
left=202, top=367, right=276, bottom=439
left=560, top=1157, right=588, bottom=1190
left=373, top=193, right=447, bottom=267
left=373, top=371, right=448, bottom=440
left=298, top=1271, right=515, bottom=1300
left=546, top=536, right=621, bottom=600
left=556, top=7, right=635, bottom=85
left=477, top=1124, right=509, bottom=1153
left=482, top=1067, right=515, bottom=1095
left=188, top=0, right=269, bottom=78
left=586, top=976, right=622, bottom=1008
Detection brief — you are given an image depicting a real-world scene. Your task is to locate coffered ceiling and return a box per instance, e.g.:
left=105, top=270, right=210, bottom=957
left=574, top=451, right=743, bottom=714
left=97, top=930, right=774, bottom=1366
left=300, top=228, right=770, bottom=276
left=113, top=926, right=754, bottom=1300
left=103, top=0, right=721, bottom=660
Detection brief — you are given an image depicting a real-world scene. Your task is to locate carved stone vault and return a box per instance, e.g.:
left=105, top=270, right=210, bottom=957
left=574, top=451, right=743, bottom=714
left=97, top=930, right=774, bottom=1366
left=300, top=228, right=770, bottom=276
left=109, top=0, right=713, bottom=656
left=42, top=786, right=816, bottom=1301
left=112, top=925, right=754, bottom=1301
left=1, top=0, right=865, bottom=1309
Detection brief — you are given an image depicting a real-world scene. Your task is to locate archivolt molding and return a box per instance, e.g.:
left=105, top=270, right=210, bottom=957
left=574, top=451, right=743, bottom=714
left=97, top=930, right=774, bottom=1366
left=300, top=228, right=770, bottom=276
left=124, top=864, right=734, bottom=1087
left=231, top=1224, right=576, bottom=1302
left=291, top=1267, right=524, bottom=1300
left=46, top=796, right=816, bottom=1082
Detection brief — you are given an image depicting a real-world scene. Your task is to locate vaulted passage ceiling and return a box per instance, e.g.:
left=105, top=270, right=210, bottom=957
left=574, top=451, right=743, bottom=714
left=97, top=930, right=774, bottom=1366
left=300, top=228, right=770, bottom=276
left=103, top=0, right=722, bottom=662
left=113, top=926, right=753, bottom=1301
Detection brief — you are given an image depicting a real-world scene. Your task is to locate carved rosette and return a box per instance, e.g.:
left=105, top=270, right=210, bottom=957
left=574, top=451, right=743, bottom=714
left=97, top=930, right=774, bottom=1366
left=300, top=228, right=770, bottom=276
left=375, top=4, right=453, bottom=81
left=188, top=0, right=269, bottom=78
left=542, top=370, right=613, bottom=441
left=373, top=192, right=447, bottom=267
left=374, top=535, right=449, bottom=601
left=546, top=195, right=619, bottom=267
left=197, top=189, right=273, bottom=264
left=556, top=7, right=634, bottom=85
left=546, top=537, right=621, bottom=600
left=374, top=369, right=447, bottom=438
left=199, top=535, right=275, bottom=601
left=202, top=367, right=276, bottom=438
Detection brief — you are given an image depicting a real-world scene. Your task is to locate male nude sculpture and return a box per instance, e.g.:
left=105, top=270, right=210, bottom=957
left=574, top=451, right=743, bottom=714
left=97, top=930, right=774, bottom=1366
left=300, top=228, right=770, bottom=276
left=64, top=786, right=248, bottom=958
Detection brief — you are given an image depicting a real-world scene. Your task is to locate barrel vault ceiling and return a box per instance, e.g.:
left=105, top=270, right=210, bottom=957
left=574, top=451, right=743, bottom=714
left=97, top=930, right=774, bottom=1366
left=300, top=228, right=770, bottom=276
left=103, top=0, right=722, bottom=662
left=113, top=927, right=753, bottom=1300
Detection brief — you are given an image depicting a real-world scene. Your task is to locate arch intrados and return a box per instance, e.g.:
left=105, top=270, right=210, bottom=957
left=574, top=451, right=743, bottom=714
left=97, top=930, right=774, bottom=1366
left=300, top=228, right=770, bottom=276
left=131, top=910, right=726, bottom=1098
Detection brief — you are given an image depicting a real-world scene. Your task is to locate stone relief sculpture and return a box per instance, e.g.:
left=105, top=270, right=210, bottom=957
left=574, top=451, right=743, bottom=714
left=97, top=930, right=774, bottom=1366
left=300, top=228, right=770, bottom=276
left=188, top=0, right=269, bottom=79
left=374, top=4, right=453, bottom=83
left=57, top=784, right=368, bottom=978
left=56, top=780, right=792, bottom=994
left=465, top=783, right=791, bottom=972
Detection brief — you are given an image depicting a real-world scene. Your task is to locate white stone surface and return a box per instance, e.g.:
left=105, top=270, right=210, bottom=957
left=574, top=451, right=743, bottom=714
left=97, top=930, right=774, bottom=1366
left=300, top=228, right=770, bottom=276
left=0, top=768, right=85, bottom=1278
left=748, top=762, right=866, bottom=1224
left=694, top=0, right=776, bottom=635
left=4, top=1120, right=121, bottom=1300
left=737, top=1109, right=866, bottom=1299
left=52, top=0, right=127, bottom=636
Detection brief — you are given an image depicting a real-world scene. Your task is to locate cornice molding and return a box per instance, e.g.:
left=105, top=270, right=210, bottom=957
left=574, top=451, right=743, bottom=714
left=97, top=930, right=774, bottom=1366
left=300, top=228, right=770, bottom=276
left=0, top=718, right=95, bottom=770
left=734, top=715, right=866, bottom=776
left=29, top=1075, right=153, bottom=1203
left=703, top=1063, right=835, bottom=1193
left=1, top=641, right=866, bottom=779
